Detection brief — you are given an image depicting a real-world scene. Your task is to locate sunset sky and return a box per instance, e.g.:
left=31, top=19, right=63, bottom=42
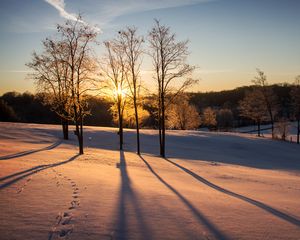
left=0, top=0, right=299, bottom=94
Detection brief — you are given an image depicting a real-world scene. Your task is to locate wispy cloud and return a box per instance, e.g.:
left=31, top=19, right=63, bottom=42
left=44, top=0, right=78, bottom=21
left=44, top=0, right=101, bottom=32
left=93, top=0, right=215, bottom=27
left=45, top=0, right=214, bottom=29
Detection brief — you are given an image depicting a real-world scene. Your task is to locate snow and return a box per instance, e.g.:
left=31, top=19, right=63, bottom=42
left=0, top=122, right=299, bottom=239
left=233, top=122, right=299, bottom=143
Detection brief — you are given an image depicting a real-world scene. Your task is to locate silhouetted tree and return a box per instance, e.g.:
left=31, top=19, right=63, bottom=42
left=0, top=99, right=18, bottom=122
left=117, top=27, right=144, bottom=154
left=56, top=16, right=98, bottom=154
left=0, top=92, right=58, bottom=123
left=148, top=19, right=196, bottom=157
left=253, top=69, right=278, bottom=138
left=217, top=108, right=234, bottom=131
left=102, top=40, right=128, bottom=150
left=274, top=118, right=290, bottom=141
left=27, top=37, right=71, bottom=140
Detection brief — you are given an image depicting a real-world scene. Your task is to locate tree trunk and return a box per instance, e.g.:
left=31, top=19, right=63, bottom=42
left=134, top=101, right=140, bottom=155
left=158, top=96, right=162, bottom=156
left=257, top=121, right=261, bottom=137
left=120, top=118, right=123, bottom=150
left=271, top=120, right=274, bottom=139
left=297, top=118, right=299, bottom=144
left=65, top=121, right=69, bottom=140
left=72, top=98, right=82, bottom=154
left=118, top=104, right=123, bottom=150
left=62, top=119, right=69, bottom=140
left=74, top=117, right=83, bottom=155
left=78, top=116, right=84, bottom=155
left=161, top=92, right=166, bottom=158
left=61, top=120, right=66, bottom=139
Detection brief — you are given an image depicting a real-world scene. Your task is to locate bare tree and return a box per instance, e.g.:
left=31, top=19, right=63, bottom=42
left=202, top=107, right=217, bottom=130
left=291, top=75, right=300, bottom=144
left=148, top=19, right=196, bottom=157
left=101, top=40, right=128, bottom=150
left=252, top=69, right=278, bottom=138
left=117, top=27, right=144, bottom=154
left=57, top=16, right=98, bottom=154
left=239, top=89, right=269, bottom=136
left=27, top=38, right=71, bottom=140
left=274, top=118, right=290, bottom=141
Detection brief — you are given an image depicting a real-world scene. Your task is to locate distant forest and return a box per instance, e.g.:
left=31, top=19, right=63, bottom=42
left=0, top=83, right=294, bottom=129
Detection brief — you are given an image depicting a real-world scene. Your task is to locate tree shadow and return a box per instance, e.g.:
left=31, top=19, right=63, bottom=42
left=139, top=155, right=228, bottom=240
left=0, top=141, right=62, bottom=160
left=0, top=154, right=79, bottom=190
left=164, top=157, right=300, bottom=228
left=74, top=128, right=300, bottom=171
left=114, top=150, right=152, bottom=240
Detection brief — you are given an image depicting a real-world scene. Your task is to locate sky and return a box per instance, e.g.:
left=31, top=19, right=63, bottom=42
left=0, top=0, right=299, bottom=95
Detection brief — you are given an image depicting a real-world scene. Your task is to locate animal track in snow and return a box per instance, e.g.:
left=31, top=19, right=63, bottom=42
left=16, top=177, right=32, bottom=194
left=48, top=170, right=81, bottom=239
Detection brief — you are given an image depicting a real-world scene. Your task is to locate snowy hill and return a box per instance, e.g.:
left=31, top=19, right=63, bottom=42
left=0, top=122, right=299, bottom=239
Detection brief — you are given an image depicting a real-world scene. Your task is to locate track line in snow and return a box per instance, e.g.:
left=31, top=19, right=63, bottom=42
left=139, top=155, right=229, bottom=240
left=0, top=154, right=79, bottom=190
left=0, top=141, right=62, bottom=160
left=163, top=157, right=300, bottom=228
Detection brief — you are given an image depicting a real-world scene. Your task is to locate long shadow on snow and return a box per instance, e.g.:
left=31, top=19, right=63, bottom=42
left=139, top=155, right=228, bottom=240
left=164, top=157, right=300, bottom=228
left=78, top=128, right=300, bottom=171
left=0, top=154, right=79, bottom=190
left=0, top=141, right=62, bottom=160
left=114, top=150, right=151, bottom=240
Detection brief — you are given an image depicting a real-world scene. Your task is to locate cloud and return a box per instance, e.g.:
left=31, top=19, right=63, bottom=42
left=94, top=0, right=215, bottom=26
left=44, top=0, right=214, bottom=32
left=44, top=0, right=78, bottom=21
left=44, top=0, right=100, bottom=32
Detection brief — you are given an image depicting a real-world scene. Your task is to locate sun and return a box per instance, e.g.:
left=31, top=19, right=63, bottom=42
left=114, top=87, right=127, bottom=98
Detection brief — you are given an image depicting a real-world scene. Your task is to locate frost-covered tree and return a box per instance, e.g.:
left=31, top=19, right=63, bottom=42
left=122, top=103, right=149, bottom=128
left=239, top=89, right=269, bottom=136
left=202, top=107, right=217, bottom=129
left=166, top=96, right=200, bottom=130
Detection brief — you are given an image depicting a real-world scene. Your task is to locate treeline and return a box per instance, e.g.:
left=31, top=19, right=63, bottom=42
left=189, top=83, right=294, bottom=126
left=0, top=82, right=295, bottom=128
left=0, top=92, right=113, bottom=126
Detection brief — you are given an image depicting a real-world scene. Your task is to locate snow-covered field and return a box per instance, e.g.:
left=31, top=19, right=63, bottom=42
left=233, top=122, right=299, bottom=143
left=0, top=122, right=299, bottom=240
